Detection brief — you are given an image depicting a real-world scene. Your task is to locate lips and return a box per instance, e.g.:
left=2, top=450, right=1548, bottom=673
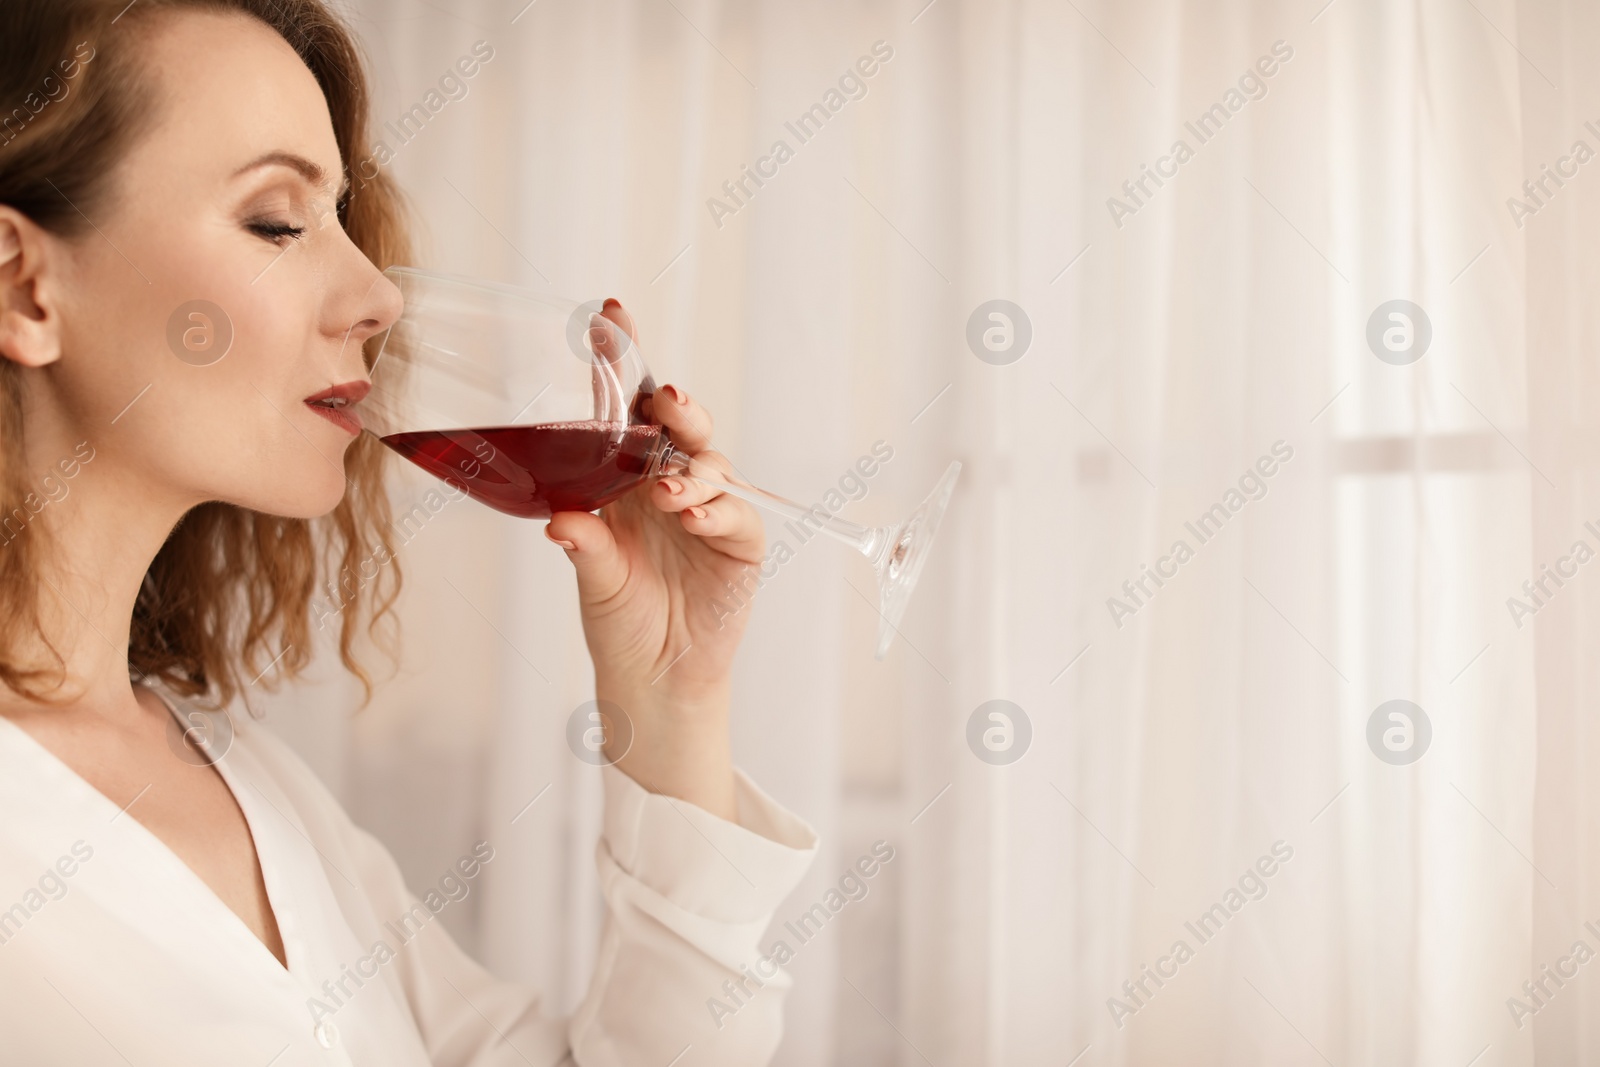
left=303, top=380, right=371, bottom=436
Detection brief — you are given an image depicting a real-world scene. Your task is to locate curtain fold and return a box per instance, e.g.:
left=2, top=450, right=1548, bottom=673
left=241, top=0, right=1596, bottom=1061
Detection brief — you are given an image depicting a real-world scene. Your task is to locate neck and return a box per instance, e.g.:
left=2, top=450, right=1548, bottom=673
left=2, top=427, right=194, bottom=718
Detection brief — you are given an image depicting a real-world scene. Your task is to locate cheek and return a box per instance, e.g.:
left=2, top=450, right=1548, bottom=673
left=60, top=225, right=252, bottom=421
left=59, top=205, right=355, bottom=516
left=64, top=280, right=346, bottom=515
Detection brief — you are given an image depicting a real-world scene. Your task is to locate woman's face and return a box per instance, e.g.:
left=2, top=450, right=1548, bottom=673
left=40, top=10, right=403, bottom=519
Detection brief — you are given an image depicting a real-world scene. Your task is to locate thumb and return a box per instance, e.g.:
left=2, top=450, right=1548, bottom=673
left=545, top=511, right=629, bottom=603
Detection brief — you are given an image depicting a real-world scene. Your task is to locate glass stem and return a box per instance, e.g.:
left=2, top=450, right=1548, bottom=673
left=653, top=441, right=892, bottom=564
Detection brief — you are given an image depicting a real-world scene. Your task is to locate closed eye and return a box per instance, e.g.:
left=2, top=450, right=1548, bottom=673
left=246, top=218, right=307, bottom=245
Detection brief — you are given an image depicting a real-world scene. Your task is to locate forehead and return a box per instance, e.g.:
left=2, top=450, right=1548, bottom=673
left=122, top=8, right=344, bottom=196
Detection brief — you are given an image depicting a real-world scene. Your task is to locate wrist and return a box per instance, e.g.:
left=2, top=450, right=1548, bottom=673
left=595, top=676, right=738, bottom=821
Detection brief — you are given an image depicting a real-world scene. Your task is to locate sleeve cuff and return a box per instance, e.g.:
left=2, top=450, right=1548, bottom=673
left=600, top=763, right=818, bottom=925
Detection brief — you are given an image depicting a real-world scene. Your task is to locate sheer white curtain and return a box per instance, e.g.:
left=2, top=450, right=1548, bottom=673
left=248, top=0, right=1599, bottom=1062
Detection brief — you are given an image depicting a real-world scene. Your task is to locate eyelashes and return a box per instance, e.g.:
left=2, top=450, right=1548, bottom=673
left=245, top=218, right=308, bottom=245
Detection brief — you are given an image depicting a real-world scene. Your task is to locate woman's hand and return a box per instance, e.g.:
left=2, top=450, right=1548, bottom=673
left=544, top=299, right=762, bottom=821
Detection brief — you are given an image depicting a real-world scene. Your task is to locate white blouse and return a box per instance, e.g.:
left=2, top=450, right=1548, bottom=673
left=0, top=685, right=818, bottom=1065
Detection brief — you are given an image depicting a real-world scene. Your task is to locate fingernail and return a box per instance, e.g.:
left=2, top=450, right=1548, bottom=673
left=602, top=297, right=620, bottom=311
left=546, top=529, right=576, bottom=550
left=662, top=383, right=688, bottom=405
left=662, top=478, right=683, bottom=495
left=687, top=506, right=706, bottom=520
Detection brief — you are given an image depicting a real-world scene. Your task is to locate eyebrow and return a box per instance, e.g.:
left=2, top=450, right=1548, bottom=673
left=233, top=150, right=350, bottom=200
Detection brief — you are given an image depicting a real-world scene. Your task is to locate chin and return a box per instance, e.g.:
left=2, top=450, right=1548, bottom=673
left=300, top=479, right=352, bottom=520
left=244, top=470, right=351, bottom=521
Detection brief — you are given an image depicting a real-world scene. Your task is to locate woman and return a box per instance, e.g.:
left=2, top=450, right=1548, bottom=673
left=0, top=1, right=816, bottom=1063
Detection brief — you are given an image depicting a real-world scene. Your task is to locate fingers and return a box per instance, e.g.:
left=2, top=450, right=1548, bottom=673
left=586, top=307, right=635, bottom=367
left=653, top=382, right=716, bottom=454
left=676, top=492, right=765, bottom=562
left=688, top=448, right=734, bottom=478
left=588, top=300, right=639, bottom=423
left=545, top=512, right=629, bottom=605
left=642, top=390, right=754, bottom=555
left=652, top=450, right=733, bottom=511
left=599, top=297, right=637, bottom=343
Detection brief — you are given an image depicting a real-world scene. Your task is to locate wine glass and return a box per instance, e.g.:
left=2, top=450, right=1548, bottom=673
left=362, top=267, right=960, bottom=660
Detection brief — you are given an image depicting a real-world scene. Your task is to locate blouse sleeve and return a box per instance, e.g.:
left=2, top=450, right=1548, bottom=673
left=342, top=763, right=819, bottom=1067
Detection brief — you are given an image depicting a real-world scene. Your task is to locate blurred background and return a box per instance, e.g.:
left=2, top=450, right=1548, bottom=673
left=251, top=0, right=1600, bottom=1063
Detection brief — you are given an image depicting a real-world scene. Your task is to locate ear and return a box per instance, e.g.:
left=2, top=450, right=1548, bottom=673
left=0, top=208, right=64, bottom=369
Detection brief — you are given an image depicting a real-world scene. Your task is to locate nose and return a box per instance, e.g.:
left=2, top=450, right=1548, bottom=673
left=326, top=236, right=405, bottom=362
left=343, top=269, right=404, bottom=351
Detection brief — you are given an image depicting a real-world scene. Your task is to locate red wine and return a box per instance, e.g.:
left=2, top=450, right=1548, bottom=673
left=381, top=421, right=662, bottom=518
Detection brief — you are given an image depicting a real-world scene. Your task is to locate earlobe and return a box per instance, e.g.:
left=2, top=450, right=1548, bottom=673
left=0, top=210, right=63, bottom=370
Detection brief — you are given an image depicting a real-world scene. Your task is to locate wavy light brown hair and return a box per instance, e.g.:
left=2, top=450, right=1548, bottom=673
left=0, top=0, right=410, bottom=707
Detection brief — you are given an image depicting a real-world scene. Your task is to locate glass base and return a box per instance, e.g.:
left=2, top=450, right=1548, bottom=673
left=873, top=460, right=962, bottom=660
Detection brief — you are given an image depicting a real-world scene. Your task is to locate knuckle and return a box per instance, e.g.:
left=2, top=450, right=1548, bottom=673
left=693, top=450, right=732, bottom=477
